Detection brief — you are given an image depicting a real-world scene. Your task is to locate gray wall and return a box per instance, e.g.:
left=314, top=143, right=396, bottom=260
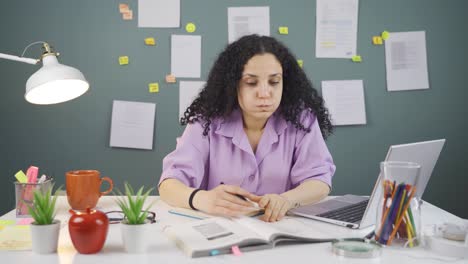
left=1, top=0, right=467, bottom=218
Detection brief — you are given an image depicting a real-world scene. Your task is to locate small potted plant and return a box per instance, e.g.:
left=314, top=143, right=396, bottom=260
left=27, top=184, right=61, bottom=254
left=115, top=182, right=154, bottom=253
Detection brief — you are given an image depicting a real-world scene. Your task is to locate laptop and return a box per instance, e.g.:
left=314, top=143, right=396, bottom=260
left=288, top=139, right=445, bottom=229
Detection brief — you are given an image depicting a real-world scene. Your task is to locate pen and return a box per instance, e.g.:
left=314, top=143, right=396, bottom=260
left=168, top=209, right=206, bottom=220
left=37, top=175, right=47, bottom=183
left=220, top=182, right=247, bottom=201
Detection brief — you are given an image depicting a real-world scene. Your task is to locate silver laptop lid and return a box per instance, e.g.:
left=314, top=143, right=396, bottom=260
left=360, top=139, right=446, bottom=228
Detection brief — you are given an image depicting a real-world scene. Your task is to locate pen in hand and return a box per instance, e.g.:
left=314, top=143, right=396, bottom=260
left=220, top=182, right=247, bottom=201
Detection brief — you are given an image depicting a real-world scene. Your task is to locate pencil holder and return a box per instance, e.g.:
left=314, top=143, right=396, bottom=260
left=375, top=161, right=422, bottom=248
left=14, top=180, right=52, bottom=218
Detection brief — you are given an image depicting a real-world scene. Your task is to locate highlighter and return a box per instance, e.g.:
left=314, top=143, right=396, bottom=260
left=26, top=166, right=39, bottom=183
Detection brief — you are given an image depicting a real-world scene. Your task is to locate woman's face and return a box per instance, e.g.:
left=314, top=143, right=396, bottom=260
left=237, top=53, right=283, bottom=122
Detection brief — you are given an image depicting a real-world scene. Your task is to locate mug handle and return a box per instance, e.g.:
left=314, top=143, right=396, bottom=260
left=99, top=177, right=114, bottom=196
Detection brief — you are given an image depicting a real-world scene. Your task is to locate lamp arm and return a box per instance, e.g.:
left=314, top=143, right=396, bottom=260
left=0, top=41, right=51, bottom=65
left=0, top=52, right=38, bottom=64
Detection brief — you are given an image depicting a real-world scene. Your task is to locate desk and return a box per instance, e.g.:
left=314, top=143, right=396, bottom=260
left=0, top=196, right=465, bottom=264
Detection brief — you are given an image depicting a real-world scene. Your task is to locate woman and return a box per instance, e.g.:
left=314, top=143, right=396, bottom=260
left=159, top=34, right=335, bottom=222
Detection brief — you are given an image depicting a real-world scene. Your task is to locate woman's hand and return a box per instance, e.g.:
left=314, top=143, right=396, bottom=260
left=257, top=194, right=293, bottom=222
left=193, top=185, right=260, bottom=217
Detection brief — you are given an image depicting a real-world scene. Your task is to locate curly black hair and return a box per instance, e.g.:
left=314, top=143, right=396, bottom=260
left=181, top=34, right=333, bottom=139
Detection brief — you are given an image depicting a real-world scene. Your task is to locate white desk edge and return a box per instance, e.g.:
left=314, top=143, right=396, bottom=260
left=0, top=196, right=465, bottom=264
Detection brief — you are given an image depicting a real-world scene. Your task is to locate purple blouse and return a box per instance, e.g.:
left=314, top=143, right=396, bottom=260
left=159, top=109, right=335, bottom=195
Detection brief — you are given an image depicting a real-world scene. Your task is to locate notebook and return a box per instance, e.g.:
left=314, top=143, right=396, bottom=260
left=288, top=139, right=445, bottom=229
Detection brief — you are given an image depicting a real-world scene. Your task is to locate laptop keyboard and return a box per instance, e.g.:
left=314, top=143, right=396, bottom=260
left=317, top=199, right=369, bottom=223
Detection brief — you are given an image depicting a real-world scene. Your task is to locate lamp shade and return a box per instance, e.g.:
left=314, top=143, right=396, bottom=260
left=25, top=55, right=89, bottom=105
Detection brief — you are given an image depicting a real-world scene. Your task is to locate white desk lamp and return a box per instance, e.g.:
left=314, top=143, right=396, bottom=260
left=0, top=41, right=89, bottom=105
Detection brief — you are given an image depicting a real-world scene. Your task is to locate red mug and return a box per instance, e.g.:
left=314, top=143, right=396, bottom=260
left=66, top=170, right=113, bottom=210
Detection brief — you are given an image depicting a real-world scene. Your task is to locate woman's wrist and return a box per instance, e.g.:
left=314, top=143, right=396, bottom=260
left=280, top=194, right=301, bottom=209
left=188, top=189, right=203, bottom=210
left=190, top=189, right=208, bottom=211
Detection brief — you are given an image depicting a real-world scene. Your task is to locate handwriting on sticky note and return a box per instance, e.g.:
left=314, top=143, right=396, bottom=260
left=0, top=225, right=32, bottom=250
left=166, top=74, right=176, bottom=83
left=119, top=3, right=129, bottom=13
left=119, top=56, right=129, bottom=65
left=351, top=55, right=362, bottom=62
left=297, top=59, right=304, bottom=68
left=149, top=83, right=159, bottom=93
left=122, top=10, right=133, bottom=20
left=185, top=23, right=196, bottom=33
left=14, top=170, right=28, bottom=183
left=372, top=36, right=383, bottom=45
left=279, top=27, right=289, bottom=35
left=231, top=245, right=243, bottom=256
left=145, top=37, right=156, bottom=46
left=381, top=31, right=390, bottom=40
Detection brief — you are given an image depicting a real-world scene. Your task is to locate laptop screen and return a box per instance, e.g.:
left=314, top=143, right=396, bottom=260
left=360, top=139, right=445, bottom=228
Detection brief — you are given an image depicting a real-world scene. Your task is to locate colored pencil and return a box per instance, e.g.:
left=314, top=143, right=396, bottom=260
left=387, top=186, right=417, bottom=245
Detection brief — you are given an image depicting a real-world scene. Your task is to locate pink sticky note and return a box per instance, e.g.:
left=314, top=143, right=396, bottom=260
left=17, top=218, right=34, bottom=225
left=122, top=10, right=133, bottom=20
left=231, top=245, right=243, bottom=256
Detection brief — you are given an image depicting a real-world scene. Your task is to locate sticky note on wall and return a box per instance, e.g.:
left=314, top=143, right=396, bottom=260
left=119, top=56, right=129, bottom=65
left=119, top=3, right=129, bottom=13
left=145, top=37, right=156, bottom=45
left=122, top=10, right=133, bottom=20
left=351, top=55, right=362, bottom=62
left=372, top=36, right=383, bottom=45
left=185, top=23, right=196, bottom=33
left=297, top=59, right=304, bottom=68
left=149, top=83, right=159, bottom=93
left=165, top=74, right=176, bottom=83
left=381, top=31, right=390, bottom=40
left=278, top=27, right=289, bottom=35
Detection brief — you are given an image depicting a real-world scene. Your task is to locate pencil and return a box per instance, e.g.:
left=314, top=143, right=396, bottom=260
left=387, top=186, right=417, bottom=245
left=396, top=188, right=407, bottom=221
left=406, top=216, right=413, bottom=247
left=376, top=183, right=401, bottom=242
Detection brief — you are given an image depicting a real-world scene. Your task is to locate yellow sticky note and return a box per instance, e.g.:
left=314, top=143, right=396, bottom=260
left=119, top=3, right=129, bottom=13
left=0, top=220, right=15, bottom=226
left=351, top=55, right=362, bottom=62
left=14, top=170, right=28, bottom=183
left=372, top=36, right=383, bottom=45
left=0, top=220, right=15, bottom=227
left=119, top=56, right=129, bottom=65
left=0, top=225, right=32, bottom=250
left=165, top=74, right=176, bottom=83
left=381, top=31, right=390, bottom=40
left=297, top=59, right=304, bottom=68
left=122, top=10, right=133, bottom=20
left=149, top=83, right=159, bottom=93
left=145, top=37, right=156, bottom=46
left=185, top=23, right=196, bottom=33
left=278, top=27, right=289, bottom=35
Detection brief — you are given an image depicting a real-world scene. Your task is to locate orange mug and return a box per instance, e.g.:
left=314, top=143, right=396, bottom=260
left=66, top=170, right=113, bottom=210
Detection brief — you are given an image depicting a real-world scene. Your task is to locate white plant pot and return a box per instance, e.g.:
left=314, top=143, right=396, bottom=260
left=121, top=222, right=151, bottom=253
left=30, top=220, right=61, bottom=254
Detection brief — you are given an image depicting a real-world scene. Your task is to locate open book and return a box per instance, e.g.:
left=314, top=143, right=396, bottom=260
left=163, top=215, right=369, bottom=258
